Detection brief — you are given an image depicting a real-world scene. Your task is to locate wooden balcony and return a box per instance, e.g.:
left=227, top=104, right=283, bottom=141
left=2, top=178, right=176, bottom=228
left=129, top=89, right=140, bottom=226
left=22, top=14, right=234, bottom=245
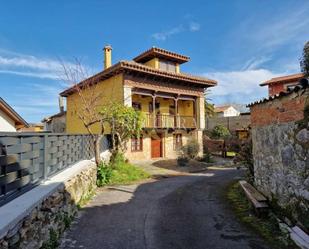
left=143, top=114, right=196, bottom=129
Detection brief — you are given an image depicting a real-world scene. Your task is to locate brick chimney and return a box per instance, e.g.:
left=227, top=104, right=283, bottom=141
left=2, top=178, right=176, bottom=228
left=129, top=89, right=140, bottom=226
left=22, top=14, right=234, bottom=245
left=103, top=45, right=112, bottom=69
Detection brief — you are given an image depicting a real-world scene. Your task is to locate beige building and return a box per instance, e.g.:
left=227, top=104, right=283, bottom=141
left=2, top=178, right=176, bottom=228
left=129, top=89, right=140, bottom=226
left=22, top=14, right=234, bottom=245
left=60, top=46, right=217, bottom=160
left=42, top=111, right=66, bottom=133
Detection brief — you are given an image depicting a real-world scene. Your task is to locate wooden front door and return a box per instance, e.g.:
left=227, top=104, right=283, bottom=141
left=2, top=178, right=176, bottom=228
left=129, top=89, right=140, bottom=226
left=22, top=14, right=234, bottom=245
left=151, top=135, right=162, bottom=158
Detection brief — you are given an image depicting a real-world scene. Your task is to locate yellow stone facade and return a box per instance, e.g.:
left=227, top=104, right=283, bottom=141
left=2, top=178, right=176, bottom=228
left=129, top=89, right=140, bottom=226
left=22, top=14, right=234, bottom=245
left=62, top=47, right=216, bottom=161
left=66, top=74, right=124, bottom=134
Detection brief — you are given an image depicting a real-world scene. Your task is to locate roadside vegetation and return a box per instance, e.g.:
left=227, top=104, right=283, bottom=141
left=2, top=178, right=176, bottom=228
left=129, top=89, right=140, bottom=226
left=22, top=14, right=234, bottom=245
left=227, top=182, right=298, bottom=249
left=210, top=124, right=231, bottom=139
left=233, top=138, right=254, bottom=182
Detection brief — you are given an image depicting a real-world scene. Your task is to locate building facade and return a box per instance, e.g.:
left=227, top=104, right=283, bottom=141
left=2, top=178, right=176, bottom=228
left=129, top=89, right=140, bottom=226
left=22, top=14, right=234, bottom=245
left=60, top=46, right=217, bottom=160
left=42, top=111, right=66, bottom=133
left=248, top=84, right=309, bottom=230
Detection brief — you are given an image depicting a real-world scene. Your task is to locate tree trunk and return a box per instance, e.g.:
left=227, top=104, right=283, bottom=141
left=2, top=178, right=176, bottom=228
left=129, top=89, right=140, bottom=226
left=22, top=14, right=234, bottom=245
left=94, top=135, right=103, bottom=166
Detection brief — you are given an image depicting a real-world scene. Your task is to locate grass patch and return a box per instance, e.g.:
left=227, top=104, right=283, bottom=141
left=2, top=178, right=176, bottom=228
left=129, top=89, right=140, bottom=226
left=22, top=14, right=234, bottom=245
left=97, top=153, right=150, bottom=187
left=226, top=182, right=298, bottom=249
left=108, top=162, right=150, bottom=185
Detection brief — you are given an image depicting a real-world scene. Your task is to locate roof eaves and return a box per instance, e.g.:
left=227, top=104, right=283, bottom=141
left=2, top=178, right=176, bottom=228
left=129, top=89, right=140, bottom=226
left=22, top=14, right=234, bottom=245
left=0, top=97, right=29, bottom=127
left=121, top=61, right=217, bottom=85
left=60, top=60, right=217, bottom=97
left=260, top=73, right=305, bottom=86
left=133, top=47, right=190, bottom=64
left=247, top=84, right=309, bottom=107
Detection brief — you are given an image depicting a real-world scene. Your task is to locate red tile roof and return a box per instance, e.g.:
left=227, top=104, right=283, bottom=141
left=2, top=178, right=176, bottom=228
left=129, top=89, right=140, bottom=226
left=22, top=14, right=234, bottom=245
left=133, top=47, right=190, bottom=64
left=248, top=83, right=309, bottom=107
left=214, top=105, right=232, bottom=113
left=60, top=60, right=217, bottom=97
left=260, top=73, right=304, bottom=86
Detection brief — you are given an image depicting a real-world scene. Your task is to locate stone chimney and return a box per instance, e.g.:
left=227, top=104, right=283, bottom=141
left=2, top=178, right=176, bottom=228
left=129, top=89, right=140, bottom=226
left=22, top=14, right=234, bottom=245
left=103, top=45, right=112, bottom=69
left=58, top=96, right=64, bottom=113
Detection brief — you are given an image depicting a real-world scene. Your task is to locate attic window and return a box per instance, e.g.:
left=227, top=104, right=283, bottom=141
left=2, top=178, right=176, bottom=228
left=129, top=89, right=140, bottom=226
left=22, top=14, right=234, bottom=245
left=159, top=59, right=176, bottom=72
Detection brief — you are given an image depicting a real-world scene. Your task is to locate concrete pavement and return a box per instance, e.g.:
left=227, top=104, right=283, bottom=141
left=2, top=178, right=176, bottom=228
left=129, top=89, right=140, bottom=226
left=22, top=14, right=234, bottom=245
left=60, top=168, right=271, bottom=249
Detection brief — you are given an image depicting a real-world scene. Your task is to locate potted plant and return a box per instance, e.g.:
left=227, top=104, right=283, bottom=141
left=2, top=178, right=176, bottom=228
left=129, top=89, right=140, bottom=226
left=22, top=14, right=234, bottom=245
left=177, top=154, right=189, bottom=167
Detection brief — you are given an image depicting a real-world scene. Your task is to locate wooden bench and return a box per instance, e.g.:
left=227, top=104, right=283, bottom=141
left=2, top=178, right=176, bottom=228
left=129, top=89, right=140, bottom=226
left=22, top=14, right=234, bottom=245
left=239, top=180, right=269, bottom=215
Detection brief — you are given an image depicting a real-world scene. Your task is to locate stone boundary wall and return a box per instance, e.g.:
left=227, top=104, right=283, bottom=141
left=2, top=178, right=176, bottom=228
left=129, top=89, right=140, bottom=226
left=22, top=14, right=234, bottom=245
left=0, top=160, right=97, bottom=249
left=250, top=87, right=309, bottom=230
left=205, top=115, right=251, bottom=132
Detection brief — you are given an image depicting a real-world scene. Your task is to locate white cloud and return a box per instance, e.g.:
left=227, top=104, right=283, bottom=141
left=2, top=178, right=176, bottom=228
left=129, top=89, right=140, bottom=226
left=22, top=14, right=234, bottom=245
left=241, top=56, right=271, bottom=70
left=0, top=69, right=60, bottom=79
left=152, top=26, right=184, bottom=41
left=238, top=5, right=309, bottom=53
left=189, top=22, right=200, bottom=32
left=152, top=21, right=201, bottom=41
left=0, top=50, right=95, bottom=80
left=205, top=69, right=280, bottom=104
left=254, top=9, right=309, bottom=50
left=8, top=82, right=66, bottom=122
left=0, top=55, right=62, bottom=71
left=0, top=49, right=97, bottom=122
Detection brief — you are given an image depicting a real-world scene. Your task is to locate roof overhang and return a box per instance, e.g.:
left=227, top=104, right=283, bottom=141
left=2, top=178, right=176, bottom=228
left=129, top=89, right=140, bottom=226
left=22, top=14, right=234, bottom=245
left=260, top=73, right=305, bottom=86
left=0, top=97, right=29, bottom=127
left=60, top=61, right=217, bottom=97
left=133, top=47, right=190, bottom=64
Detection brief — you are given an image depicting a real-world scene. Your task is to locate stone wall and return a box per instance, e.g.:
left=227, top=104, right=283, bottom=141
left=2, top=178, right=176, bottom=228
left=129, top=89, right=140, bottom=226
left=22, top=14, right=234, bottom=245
left=0, top=162, right=97, bottom=249
left=125, top=130, right=201, bottom=161
left=205, top=115, right=251, bottom=132
left=250, top=87, right=309, bottom=229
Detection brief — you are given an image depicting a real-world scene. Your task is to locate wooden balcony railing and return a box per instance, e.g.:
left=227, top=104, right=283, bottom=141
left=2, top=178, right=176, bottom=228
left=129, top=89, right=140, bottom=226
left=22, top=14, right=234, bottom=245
left=143, top=114, right=197, bottom=129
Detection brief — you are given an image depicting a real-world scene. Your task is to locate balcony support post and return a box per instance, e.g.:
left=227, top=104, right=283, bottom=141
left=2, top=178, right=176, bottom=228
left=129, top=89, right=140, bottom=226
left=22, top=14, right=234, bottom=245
left=175, top=97, right=179, bottom=128
left=152, top=94, right=156, bottom=128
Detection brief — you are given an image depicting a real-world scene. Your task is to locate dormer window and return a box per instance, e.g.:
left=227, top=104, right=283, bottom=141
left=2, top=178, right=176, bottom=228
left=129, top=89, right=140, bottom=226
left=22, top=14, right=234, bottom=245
left=159, top=59, right=176, bottom=72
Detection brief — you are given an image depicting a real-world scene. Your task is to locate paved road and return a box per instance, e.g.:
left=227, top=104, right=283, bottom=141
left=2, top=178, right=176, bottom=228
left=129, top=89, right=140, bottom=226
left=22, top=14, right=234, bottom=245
left=60, top=168, right=271, bottom=249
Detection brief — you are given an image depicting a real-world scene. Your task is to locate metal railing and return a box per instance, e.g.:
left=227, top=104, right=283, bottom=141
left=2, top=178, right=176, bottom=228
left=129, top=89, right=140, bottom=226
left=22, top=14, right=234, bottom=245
left=143, top=114, right=197, bottom=128
left=0, top=132, right=109, bottom=207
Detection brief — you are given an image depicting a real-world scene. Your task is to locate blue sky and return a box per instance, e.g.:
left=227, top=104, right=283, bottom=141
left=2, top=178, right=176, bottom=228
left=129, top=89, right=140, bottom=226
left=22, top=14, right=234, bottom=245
left=0, top=0, right=308, bottom=122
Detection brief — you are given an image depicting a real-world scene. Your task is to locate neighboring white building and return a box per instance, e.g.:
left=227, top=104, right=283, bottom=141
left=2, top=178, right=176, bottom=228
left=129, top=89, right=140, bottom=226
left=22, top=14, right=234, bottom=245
left=214, top=105, right=240, bottom=117
left=0, top=97, right=28, bottom=132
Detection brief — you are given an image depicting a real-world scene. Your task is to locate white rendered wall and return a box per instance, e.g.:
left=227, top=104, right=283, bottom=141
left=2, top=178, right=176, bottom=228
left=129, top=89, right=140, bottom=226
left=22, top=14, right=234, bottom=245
left=223, top=107, right=240, bottom=117
left=0, top=109, right=16, bottom=131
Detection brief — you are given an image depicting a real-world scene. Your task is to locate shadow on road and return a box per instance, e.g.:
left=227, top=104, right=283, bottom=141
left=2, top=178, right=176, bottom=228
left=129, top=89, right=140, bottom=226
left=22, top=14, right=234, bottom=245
left=60, top=168, right=271, bottom=249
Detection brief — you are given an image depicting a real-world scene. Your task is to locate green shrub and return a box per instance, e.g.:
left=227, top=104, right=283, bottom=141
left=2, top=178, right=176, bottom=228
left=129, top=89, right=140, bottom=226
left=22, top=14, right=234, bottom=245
left=179, top=139, right=200, bottom=159
left=97, top=162, right=113, bottom=186
left=200, top=152, right=214, bottom=163
left=211, top=124, right=230, bottom=139
left=41, top=229, right=59, bottom=249
left=110, top=151, right=126, bottom=166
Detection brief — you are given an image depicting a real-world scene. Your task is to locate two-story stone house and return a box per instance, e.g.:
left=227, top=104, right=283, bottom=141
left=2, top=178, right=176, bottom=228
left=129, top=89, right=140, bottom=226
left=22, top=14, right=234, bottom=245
left=60, top=46, right=217, bottom=160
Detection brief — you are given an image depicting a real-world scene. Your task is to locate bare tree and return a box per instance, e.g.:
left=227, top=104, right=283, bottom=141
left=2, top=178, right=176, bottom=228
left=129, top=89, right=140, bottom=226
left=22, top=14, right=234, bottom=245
left=60, top=59, right=104, bottom=166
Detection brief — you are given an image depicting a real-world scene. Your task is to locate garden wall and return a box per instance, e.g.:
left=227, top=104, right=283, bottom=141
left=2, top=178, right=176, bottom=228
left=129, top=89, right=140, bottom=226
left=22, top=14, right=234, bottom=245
left=0, top=159, right=97, bottom=249
left=250, top=86, right=309, bottom=229
left=205, top=115, right=251, bottom=132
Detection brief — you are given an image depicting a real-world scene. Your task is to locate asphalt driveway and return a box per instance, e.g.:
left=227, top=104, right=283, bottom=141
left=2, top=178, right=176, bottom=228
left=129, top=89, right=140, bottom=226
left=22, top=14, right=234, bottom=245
left=60, top=168, right=270, bottom=249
